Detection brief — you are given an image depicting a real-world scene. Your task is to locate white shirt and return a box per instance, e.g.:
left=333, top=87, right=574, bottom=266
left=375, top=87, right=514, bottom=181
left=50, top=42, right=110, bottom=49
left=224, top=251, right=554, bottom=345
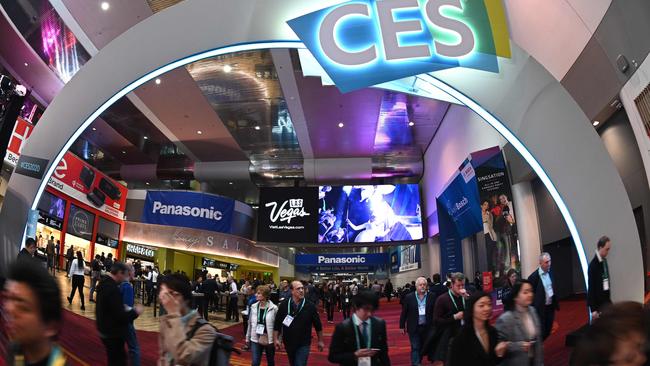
left=151, top=271, right=159, bottom=283
left=538, top=267, right=554, bottom=305
left=230, top=281, right=238, bottom=295
left=69, top=260, right=85, bottom=276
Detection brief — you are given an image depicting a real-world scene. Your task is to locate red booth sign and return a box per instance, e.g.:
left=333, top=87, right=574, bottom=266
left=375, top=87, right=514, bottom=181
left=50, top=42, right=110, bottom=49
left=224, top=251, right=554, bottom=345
left=4, top=117, right=34, bottom=166
left=482, top=271, right=493, bottom=293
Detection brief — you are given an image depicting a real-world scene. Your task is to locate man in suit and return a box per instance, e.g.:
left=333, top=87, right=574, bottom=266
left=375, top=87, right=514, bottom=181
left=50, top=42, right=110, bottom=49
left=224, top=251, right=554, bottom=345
left=328, top=290, right=390, bottom=366
left=400, top=277, right=436, bottom=366
left=528, top=252, right=559, bottom=340
left=588, top=236, right=613, bottom=320
left=432, top=273, right=467, bottom=365
left=429, top=273, right=447, bottom=299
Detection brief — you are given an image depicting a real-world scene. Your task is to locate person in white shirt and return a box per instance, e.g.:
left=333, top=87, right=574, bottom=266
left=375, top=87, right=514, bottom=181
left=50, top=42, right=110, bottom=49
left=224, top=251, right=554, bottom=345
left=246, top=285, right=278, bottom=366
left=67, top=251, right=86, bottom=311
left=226, top=276, right=239, bottom=322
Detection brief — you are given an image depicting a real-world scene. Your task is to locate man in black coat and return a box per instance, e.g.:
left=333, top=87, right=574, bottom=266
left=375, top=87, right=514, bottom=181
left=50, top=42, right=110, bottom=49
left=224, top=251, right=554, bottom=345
left=202, top=274, right=218, bottom=313
left=400, top=277, right=436, bottom=366
left=328, top=290, right=390, bottom=366
left=16, top=238, right=38, bottom=262
left=429, top=273, right=447, bottom=299
left=96, top=261, right=143, bottom=366
left=588, top=236, right=613, bottom=320
left=528, top=252, right=559, bottom=340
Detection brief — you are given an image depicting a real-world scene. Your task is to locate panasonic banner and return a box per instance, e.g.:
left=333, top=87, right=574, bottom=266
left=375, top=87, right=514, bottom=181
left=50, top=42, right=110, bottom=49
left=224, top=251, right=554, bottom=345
left=295, top=253, right=388, bottom=273
left=142, top=191, right=234, bottom=234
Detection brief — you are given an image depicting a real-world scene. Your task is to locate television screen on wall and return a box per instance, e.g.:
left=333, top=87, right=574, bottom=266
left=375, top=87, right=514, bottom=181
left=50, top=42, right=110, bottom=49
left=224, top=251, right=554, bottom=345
left=318, top=184, right=423, bottom=244
left=37, top=191, right=66, bottom=220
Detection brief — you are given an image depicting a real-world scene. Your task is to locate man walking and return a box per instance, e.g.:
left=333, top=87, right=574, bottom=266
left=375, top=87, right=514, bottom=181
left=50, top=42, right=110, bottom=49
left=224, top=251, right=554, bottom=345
left=226, top=276, right=239, bottom=321
left=274, top=280, right=324, bottom=366
left=400, top=277, right=436, bottom=366
left=432, top=273, right=467, bottom=365
left=96, top=261, right=144, bottom=366
left=528, top=252, right=559, bottom=340
left=588, top=236, right=613, bottom=320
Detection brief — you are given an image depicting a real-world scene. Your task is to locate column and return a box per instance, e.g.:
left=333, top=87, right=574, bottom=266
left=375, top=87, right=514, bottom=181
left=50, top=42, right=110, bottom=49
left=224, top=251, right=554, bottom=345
left=512, top=181, right=542, bottom=276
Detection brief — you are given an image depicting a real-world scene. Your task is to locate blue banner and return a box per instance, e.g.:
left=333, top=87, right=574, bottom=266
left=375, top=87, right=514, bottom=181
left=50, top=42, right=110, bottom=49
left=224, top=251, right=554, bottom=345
left=436, top=161, right=482, bottom=238
left=142, top=191, right=234, bottom=234
left=437, top=198, right=463, bottom=278
left=295, top=253, right=388, bottom=266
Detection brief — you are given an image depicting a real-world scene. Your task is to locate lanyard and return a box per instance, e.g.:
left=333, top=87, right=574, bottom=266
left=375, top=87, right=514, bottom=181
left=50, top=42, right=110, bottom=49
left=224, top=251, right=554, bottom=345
left=416, top=292, right=427, bottom=308
left=288, top=298, right=305, bottom=316
left=354, top=316, right=372, bottom=350
left=602, top=259, right=609, bottom=279
left=258, top=303, right=269, bottom=324
left=448, top=290, right=465, bottom=312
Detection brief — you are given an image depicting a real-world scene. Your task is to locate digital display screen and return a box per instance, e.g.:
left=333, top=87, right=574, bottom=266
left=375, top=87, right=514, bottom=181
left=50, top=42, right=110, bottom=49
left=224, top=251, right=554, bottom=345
left=318, top=184, right=423, bottom=244
left=37, top=191, right=66, bottom=220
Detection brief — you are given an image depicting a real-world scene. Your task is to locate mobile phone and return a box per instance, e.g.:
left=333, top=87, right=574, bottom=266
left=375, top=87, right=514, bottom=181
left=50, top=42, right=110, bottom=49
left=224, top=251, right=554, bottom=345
left=370, top=348, right=381, bottom=352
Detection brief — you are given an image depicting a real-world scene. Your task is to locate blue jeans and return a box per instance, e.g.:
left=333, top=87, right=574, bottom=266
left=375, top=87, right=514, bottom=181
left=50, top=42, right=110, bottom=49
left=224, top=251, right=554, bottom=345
left=286, top=344, right=310, bottom=366
left=408, top=327, right=426, bottom=366
left=126, top=323, right=140, bottom=366
left=251, top=341, right=275, bottom=366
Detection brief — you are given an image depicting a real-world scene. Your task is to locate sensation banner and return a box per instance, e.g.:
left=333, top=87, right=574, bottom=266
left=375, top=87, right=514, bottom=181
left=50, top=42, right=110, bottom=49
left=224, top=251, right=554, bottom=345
left=142, top=191, right=235, bottom=234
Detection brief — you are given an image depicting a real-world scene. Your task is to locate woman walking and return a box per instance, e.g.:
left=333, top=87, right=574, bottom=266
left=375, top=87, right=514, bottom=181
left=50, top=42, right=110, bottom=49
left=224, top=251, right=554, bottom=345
left=67, top=251, right=86, bottom=311
left=246, top=285, right=278, bottom=366
left=340, top=285, right=352, bottom=319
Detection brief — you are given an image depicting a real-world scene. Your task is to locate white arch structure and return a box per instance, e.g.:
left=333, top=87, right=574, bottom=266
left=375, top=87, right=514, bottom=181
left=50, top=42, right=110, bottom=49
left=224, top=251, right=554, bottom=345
left=0, top=0, right=642, bottom=303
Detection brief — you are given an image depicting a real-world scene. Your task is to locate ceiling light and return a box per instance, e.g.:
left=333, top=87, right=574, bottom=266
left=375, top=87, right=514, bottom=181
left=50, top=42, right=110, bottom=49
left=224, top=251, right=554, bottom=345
left=254, top=125, right=261, bottom=131
left=338, top=122, right=344, bottom=128
left=145, top=182, right=150, bottom=185
left=122, top=150, right=126, bottom=154
left=143, top=136, right=148, bottom=140
left=197, top=130, right=202, bottom=135
left=100, top=2, right=110, bottom=11
left=592, top=121, right=600, bottom=127
left=228, top=182, right=233, bottom=185
left=92, top=127, right=97, bottom=131
left=155, top=78, right=161, bottom=85
left=223, top=65, right=232, bottom=73
left=408, top=121, right=415, bottom=127
left=24, top=62, right=28, bottom=67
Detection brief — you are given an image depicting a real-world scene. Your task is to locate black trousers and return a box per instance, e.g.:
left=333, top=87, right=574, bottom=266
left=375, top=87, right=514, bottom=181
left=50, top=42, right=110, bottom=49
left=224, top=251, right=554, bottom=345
left=69, top=274, right=85, bottom=306
left=326, top=301, right=334, bottom=321
left=227, top=295, right=239, bottom=321
left=101, top=337, right=127, bottom=366
left=542, top=304, right=556, bottom=340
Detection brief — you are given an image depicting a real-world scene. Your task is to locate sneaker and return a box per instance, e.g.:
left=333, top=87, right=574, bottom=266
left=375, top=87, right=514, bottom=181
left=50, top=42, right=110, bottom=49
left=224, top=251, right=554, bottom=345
left=81, top=305, right=85, bottom=311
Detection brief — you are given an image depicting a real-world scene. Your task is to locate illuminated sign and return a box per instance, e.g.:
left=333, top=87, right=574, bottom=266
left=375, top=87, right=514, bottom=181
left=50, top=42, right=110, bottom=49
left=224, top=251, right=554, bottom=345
left=288, top=0, right=511, bottom=92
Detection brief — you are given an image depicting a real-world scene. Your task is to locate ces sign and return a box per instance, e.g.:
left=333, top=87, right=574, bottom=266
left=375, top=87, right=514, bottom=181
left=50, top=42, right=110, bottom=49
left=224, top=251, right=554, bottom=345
left=288, top=0, right=511, bottom=92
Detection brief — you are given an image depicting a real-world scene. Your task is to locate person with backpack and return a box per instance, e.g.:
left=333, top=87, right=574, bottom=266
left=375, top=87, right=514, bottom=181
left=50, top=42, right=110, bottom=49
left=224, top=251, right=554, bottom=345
left=158, top=273, right=218, bottom=366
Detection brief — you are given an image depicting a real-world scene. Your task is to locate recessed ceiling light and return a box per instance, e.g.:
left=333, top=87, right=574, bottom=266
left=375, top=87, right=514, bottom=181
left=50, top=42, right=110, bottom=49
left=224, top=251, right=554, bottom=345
left=408, top=121, right=415, bottom=127
left=23, top=62, right=28, bottom=67
left=92, top=127, right=97, bottom=131
left=155, top=78, right=161, bottom=85
left=100, top=2, right=110, bottom=11
left=145, top=182, right=150, bottom=185
left=228, top=182, right=233, bottom=185
left=223, top=65, right=232, bottom=73
left=592, top=121, right=600, bottom=126
left=254, top=125, right=261, bottom=131
left=143, top=136, right=148, bottom=140
left=122, top=150, right=126, bottom=154
left=197, top=130, right=203, bottom=135
left=338, top=122, right=344, bottom=128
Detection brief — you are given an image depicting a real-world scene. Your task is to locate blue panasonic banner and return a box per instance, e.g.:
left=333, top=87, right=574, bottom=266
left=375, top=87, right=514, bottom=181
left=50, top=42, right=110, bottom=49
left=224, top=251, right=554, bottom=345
left=296, top=253, right=389, bottom=273
left=142, top=191, right=234, bottom=234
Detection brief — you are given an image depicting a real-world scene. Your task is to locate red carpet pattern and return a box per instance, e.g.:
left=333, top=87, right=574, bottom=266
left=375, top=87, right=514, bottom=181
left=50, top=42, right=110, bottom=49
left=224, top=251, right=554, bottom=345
left=58, top=297, right=587, bottom=365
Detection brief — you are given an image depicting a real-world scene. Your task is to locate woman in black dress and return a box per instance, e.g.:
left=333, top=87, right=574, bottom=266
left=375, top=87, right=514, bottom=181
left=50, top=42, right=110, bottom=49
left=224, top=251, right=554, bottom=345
left=449, top=291, right=506, bottom=366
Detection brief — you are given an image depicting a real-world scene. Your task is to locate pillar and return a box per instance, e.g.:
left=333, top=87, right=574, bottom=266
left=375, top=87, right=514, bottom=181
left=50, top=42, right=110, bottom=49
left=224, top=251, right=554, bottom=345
left=512, top=181, right=542, bottom=276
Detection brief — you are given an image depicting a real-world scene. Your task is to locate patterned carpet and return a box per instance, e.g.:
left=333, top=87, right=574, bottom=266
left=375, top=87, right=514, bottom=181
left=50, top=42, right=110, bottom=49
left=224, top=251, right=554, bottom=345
left=58, top=297, right=587, bottom=365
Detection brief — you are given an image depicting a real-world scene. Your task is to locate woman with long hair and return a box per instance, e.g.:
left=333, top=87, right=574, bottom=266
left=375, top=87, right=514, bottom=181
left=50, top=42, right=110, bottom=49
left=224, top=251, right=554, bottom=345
left=496, top=280, right=543, bottom=366
left=67, top=251, right=86, bottom=311
left=449, top=291, right=507, bottom=365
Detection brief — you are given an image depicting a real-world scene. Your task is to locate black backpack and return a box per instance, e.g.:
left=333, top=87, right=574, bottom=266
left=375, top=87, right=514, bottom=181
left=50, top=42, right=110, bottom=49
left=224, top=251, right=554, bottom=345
left=186, top=318, right=240, bottom=366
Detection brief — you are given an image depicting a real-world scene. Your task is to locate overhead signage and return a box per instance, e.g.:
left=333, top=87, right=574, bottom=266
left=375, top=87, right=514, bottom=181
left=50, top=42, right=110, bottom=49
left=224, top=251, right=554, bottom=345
left=66, top=205, right=95, bottom=241
left=47, top=152, right=128, bottom=220
left=257, top=187, right=319, bottom=243
left=37, top=211, right=63, bottom=231
left=390, top=244, right=421, bottom=273
left=96, top=234, right=119, bottom=249
left=126, top=243, right=156, bottom=259
left=201, top=257, right=238, bottom=271
left=15, top=155, right=49, bottom=180
left=142, top=191, right=235, bottom=234
left=288, top=0, right=511, bottom=92
left=4, top=117, right=34, bottom=166
left=295, top=253, right=388, bottom=266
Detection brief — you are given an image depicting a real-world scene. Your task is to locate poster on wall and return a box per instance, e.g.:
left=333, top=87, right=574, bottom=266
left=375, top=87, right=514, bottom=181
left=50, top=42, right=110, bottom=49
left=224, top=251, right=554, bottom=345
left=142, top=191, right=234, bottom=233
left=66, top=204, right=95, bottom=241
left=318, top=184, right=422, bottom=243
left=257, top=187, right=319, bottom=243
left=472, top=148, right=520, bottom=287
left=390, top=244, right=421, bottom=273
left=47, top=152, right=128, bottom=220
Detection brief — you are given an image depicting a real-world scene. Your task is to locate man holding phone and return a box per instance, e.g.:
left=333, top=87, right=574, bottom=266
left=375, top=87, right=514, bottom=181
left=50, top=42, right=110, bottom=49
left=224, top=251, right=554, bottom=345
left=328, top=290, right=391, bottom=366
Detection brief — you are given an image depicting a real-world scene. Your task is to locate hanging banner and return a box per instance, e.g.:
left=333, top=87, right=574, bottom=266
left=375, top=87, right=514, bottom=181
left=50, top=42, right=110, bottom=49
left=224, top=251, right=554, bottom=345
left=142, top=191, right=235, bottom=234
left=257, top=187, right=319, bottom=243
left=47, top=152, right=128, bottom=220
left=472, top=148, right=519, bottom=287
left=437, top=199, right=463, bottom=278
left=4, top=117, right=34, bottom=166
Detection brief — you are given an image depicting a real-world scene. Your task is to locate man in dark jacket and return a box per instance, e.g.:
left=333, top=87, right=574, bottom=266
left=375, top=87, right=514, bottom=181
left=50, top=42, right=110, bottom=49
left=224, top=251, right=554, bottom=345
left=16, top=238, right=38, bottom=262
left=96, top=261, right=143, bottom=366
left=400, top=277, right=436, bottom=366
left=429, top=274, right=447, bottom=299
left=202, top=274, right=218, bottom=313
left=328, top=290, right=390, bottom=366
left=431, top=272, right=467, bottom=363
left=588, top=236, right=613, bottom=320
left=384, top=279, right=394, bottom=302
left=528, top=252, right=559, bottom=340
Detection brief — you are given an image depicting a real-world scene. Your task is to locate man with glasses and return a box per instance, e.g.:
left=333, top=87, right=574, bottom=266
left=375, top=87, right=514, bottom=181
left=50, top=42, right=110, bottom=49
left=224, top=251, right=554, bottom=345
left=274, top=280, right=324, bottom=366
left=329, top=290, right=391, bottom=365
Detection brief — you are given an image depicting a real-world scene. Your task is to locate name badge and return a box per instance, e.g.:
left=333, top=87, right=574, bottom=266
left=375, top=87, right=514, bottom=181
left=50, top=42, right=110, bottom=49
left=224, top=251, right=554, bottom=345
left=603, top=278, right=609, bottom=291
left=256, top=324, right=265, bottom=335
left=282, top=315, right=294, bottom=327
left=358, top=356, right=371, bottom=366
left=345, top=298, right=350, bottom=303
left=418, top=305, right=426, bottom=316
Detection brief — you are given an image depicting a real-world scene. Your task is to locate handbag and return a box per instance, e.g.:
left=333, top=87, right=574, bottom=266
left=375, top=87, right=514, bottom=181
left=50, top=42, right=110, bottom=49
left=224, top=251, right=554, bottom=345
left=257, top=333, right=269, bottom=346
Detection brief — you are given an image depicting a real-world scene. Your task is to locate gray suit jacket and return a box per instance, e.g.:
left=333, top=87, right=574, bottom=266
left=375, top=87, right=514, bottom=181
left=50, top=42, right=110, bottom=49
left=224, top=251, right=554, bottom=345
left=495, top=307, right=544, bottom=366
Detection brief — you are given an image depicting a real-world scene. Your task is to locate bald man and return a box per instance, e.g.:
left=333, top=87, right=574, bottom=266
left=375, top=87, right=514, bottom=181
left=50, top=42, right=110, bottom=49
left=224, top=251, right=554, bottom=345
left=400, top=277, right=436, bottom=366
left=274, top=280, right=324, bottom=366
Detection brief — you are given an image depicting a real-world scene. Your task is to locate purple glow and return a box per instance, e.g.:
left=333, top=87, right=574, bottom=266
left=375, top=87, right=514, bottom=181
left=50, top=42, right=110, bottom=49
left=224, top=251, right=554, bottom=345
left=40, top=4, right=81, bottom=83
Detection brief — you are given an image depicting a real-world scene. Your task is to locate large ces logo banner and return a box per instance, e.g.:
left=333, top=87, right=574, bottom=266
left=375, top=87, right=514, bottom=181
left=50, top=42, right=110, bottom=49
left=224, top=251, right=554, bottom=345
left=142, top=191, right=235, bottom=234
left=257, top=187, right=319, bottom=243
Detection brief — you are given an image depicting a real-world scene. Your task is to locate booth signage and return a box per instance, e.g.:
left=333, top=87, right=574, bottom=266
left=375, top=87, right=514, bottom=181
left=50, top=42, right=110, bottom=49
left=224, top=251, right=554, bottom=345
left=15, top=155, right=49, bottom=179
left=47, top=152, right=128, bottom=220
left=288, top=0, right=511, bottom=92
left=201, top=257, right=238, bottom=271
left=96, top=234, right=119, bottom=249
left=295, top=253, right=388, bottom=266
left=4, top=117, right=34, bottom=166
left=257, top=187, right=319, bottom=243
left=126, top=243, right=155, bottom=259
left=37, top=211, right=63, bottom=231
left=142, top=191, right=235, bottom=233
left=66, top=205, right=95, bottom=241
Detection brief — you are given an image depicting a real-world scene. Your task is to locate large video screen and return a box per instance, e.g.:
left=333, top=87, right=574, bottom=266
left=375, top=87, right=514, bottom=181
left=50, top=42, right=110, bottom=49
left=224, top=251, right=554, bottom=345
left=318, top=184, right=423, bottom=243
left=37, top=191, right=66, bottom=220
